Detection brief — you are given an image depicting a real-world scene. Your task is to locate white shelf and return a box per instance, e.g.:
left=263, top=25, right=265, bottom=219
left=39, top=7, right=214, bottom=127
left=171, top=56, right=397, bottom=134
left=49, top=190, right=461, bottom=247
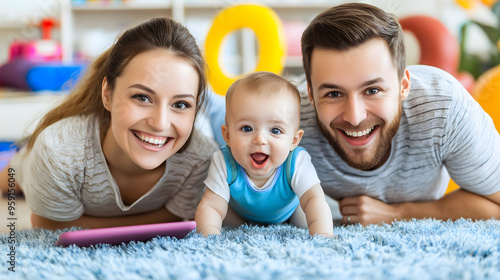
left=0, top=92, right=67, bottom=141
left=0, top=22, right=24, bottom=29
left=61, top=0, right=318, bottom=72
left=71, top=1, right=171, bottom=11
left=182, top=0, right=334, bottom=9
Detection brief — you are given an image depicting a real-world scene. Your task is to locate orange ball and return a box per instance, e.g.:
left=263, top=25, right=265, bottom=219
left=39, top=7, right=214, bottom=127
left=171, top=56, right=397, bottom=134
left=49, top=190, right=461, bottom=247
left=445, top=180, right=460, bottom=194
left=456, top=0, right=475, bottom=9
left=481, top=0, right=498, bottom=7
left=473, top=64, right=500, bottom=132
left=445, top=64, right=500, bottom=194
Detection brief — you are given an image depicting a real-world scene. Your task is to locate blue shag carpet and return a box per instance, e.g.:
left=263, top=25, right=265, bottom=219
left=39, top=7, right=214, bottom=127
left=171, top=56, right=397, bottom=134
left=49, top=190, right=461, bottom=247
left=1, top=218, right=500, bottom=280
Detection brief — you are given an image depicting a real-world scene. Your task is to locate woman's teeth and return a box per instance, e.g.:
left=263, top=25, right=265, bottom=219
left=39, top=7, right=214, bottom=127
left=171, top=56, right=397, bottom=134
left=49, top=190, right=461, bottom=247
left=133, top=131, right=168, bottom=147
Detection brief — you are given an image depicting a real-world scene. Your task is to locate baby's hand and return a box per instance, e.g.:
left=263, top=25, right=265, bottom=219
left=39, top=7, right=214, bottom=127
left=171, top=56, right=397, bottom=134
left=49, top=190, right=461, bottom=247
left=197, top=226, right=222, bottom=237
left=313, top=231, right=337, bottom=238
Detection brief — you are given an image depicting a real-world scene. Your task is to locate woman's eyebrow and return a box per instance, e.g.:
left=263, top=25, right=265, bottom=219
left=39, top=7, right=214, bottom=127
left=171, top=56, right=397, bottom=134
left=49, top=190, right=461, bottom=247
left=129, top=84, right=156, bottom=95
left=129, top=84, right=196, bottom=100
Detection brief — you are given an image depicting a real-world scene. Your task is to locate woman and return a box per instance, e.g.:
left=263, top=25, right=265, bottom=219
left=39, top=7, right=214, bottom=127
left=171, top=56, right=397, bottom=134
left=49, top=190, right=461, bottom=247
left=0, top=17, right=217, bottom=230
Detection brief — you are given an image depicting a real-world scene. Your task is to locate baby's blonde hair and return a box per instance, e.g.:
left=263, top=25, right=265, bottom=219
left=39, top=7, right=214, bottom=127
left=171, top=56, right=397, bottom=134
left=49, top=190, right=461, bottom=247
left=225, top=71, right=300, bottom=111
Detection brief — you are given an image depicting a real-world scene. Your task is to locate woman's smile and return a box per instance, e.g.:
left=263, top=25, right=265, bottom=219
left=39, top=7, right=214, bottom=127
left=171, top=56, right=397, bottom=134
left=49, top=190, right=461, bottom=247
left=131, top=130, right=170, bottom=148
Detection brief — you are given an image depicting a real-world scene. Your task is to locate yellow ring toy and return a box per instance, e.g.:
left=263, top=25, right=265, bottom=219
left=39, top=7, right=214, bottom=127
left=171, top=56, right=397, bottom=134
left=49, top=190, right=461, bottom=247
left=205, top=4, right=287, bottom=96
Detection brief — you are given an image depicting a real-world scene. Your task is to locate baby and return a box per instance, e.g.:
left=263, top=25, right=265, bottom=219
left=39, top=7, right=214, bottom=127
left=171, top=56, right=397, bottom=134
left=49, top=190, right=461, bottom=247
left=195, top=71, right=333, bottom=237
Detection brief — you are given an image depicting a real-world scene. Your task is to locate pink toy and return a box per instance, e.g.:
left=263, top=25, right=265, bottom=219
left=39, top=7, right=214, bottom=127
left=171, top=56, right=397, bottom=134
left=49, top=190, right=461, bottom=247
left=22, top=40, right=62, bottom=61
left=55, top=221, right=197, bottom=247
left=283, top=21, right=307, bottom=57
left=8, top=18, right=62, bottom=62
left=8, top=41, right=25, bottom=60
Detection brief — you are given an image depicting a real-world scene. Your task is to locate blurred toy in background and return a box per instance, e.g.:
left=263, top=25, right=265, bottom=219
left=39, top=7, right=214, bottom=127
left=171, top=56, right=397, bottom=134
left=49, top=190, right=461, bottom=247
left=473, top=64, right=500, bottom=132
left=0, top=142, right=16, bottom=172
left=399, top=15, right=476, bottom=93
left=9, top=18, right=62, bottom=62
left=205, top=4, right=286, bottom=96
left=456, top=0, right=497, bottom=11
left=457, top=0, right=500, bottom=78
left=283, top=21, right=306, bottom=58
left=445, top=0, right=500, bottom=193
left=0, top=17, right=86, bottom=92
left=457, top=0, right=500, bottom=130
left=0, top=60, right=85, bottom=91
left=455, top=0, right=500, bottom=129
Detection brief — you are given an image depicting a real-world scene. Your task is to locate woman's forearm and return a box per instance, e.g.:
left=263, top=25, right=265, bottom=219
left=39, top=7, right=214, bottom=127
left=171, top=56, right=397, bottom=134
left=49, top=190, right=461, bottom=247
left=31, top=207, right=182, bottom=230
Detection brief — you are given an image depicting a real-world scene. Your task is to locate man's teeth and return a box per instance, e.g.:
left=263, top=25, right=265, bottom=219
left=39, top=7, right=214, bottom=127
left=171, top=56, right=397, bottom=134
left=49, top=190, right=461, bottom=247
left=134, top=132, right=167, bottom=146
left=344, top=127, right=374, bottom=137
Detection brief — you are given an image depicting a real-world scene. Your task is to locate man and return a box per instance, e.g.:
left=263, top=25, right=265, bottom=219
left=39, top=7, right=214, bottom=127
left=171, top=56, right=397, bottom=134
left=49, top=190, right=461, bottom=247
left=299, top=2, right=500, bottom=225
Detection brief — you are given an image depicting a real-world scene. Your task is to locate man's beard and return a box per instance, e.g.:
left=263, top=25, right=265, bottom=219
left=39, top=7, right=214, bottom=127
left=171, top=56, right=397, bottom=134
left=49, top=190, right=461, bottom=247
left=317, top=103, right=402, bottom=171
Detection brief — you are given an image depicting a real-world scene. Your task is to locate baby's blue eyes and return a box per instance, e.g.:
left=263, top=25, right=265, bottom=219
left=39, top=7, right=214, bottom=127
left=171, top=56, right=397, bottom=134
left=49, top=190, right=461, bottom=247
left=270, top=128, right=282, bottom=135
left=240, top=126, right=282, bottom=134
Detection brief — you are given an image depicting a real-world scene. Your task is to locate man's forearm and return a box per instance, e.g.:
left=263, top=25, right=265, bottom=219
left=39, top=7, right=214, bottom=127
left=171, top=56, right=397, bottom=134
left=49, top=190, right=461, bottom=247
left=399, top=189, right=500, bottom=221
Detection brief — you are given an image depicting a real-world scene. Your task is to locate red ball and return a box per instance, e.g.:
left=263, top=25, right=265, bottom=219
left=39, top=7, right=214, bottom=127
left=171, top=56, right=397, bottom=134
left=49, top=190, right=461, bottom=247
left=399, top=15, right=459, bottom=74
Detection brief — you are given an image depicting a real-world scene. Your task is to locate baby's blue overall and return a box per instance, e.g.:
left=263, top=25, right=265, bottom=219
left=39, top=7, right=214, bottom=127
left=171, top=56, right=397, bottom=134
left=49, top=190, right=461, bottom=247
left=221, top=146, right=304, bottom=224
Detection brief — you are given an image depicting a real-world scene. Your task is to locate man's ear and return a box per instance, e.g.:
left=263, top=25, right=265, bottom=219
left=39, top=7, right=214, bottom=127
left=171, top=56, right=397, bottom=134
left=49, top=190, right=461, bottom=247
left=400, top=68, right=411, bottom=101
left=291, top=129, right=304, bottom=151
left=221, top=124, right=230, bottom=146
left=307, top=83, right=315, bottom=108
left=102, top=78, right=111, bottom=111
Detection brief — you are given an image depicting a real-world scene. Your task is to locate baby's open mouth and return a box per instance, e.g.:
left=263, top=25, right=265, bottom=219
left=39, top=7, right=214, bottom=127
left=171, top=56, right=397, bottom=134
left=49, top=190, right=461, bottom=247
left=132, top=130, right=170, bottom=148
left=251, top=153, right=269, bottom=165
